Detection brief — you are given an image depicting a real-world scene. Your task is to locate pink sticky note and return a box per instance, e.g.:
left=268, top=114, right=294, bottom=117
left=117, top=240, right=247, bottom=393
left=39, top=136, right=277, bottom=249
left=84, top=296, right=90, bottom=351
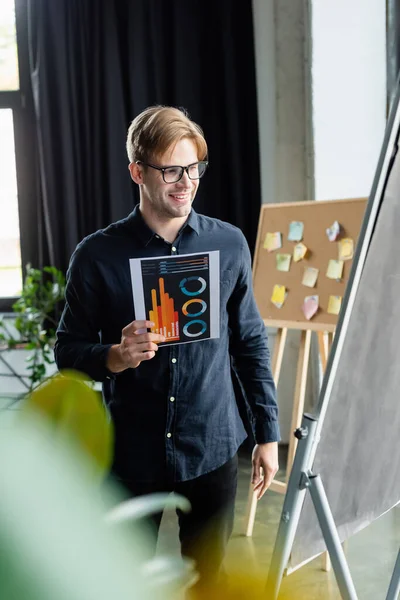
left=302, top=295, right=319, bottom=320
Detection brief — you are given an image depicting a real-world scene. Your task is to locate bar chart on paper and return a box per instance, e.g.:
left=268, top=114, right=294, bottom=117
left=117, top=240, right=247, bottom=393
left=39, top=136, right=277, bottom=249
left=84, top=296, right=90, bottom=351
left=149, top=277, right=180, bottom=340
left=129, top=251, right=220, bottom=346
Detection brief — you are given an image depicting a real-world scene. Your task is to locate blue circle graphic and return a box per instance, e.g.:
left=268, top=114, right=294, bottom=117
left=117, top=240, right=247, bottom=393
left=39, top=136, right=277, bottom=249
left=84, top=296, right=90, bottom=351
left=182, top=299, right=207, bottom=317
left=182, top=320, right=207, bottom=338
left=179, top=276, right=207, bottom=296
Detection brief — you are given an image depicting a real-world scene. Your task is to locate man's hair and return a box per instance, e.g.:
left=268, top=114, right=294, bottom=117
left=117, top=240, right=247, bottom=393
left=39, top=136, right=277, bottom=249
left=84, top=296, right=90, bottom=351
left=126, top=105, right=208, bottom=164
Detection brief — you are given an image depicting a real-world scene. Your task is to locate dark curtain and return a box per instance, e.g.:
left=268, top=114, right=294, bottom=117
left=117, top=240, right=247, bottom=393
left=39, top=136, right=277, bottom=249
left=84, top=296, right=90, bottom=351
left=23, top=0, right=262, bottom=273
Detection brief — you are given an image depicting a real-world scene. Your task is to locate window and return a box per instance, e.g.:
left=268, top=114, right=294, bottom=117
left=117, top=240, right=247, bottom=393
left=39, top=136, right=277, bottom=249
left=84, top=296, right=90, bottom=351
left=0, top=109, right=21, bottom=297
left=0, top=0, right=23, bottom=302
left=0, top=0, right=19, bottom=91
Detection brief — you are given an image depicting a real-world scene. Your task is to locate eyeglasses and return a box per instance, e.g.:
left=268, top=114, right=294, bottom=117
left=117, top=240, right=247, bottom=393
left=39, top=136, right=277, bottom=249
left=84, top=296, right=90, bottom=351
left=136, top=160, right=208, bottom=183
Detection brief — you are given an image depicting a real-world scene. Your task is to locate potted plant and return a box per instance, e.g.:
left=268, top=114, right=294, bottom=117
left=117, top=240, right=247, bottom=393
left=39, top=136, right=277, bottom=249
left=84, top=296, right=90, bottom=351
left=0, top=264, right=66, bottom=393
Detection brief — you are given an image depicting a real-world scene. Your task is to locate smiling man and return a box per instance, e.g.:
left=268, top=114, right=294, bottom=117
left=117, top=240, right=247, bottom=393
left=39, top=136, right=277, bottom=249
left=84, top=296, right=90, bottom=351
left=54, top=105, right=280, bottom=594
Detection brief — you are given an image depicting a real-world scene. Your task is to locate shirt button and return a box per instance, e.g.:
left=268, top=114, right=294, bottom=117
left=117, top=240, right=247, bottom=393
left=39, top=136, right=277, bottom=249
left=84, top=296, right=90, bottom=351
left=166, top=432, right=172, bottom=438
left=170, top=396, right=175, bottom=402
left=172, top=246, right=177, bottom=252
left=171, top=358, right=177, bottom=364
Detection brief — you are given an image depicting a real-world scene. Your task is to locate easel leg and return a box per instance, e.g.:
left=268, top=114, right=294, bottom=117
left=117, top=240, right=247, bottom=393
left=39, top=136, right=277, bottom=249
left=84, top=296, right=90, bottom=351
left=244, top=327, right=287, bottom=537
left=286, top=329, right=312, bottom=479
left=322, top=542, right=346, bottom=572
left=318, top=330, right=335, bottom=571
left=317, top=331, right=330, bottom=373
left=266, top=415, right=318, bottom=599
left=386, top=547, right=400, bottom=600
left=323, top=551, right=332, bottom=572
left=245, top=481, right=259, bottom=537
left=271, top=327, right=288, bottom=383
left=308, top=475, right=358, bottom=600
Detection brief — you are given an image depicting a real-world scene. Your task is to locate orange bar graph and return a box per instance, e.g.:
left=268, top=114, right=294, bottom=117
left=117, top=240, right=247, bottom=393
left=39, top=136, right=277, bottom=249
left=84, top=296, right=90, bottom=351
left=151, top=288, right=159, bottom=333
left=148, top=278, right=179, bottom=341
left=169, top=297, right=174, bottom=337
left=159, top=278, right=167, bottom=337
left=174, top=311, right=179, bottom=338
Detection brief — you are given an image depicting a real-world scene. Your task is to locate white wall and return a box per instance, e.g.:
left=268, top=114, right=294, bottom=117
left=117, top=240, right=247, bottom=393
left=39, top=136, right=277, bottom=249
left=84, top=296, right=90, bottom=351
left=252, top=0, right=387, bottom=443
left=311, top=0, right=387, bottom=200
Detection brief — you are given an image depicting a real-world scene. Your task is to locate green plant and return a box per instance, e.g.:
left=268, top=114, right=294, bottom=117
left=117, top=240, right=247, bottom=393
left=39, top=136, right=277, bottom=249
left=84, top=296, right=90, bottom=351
left=0, top=371, right=194, bottom=600
left=0, top=264, right=66, bottom=392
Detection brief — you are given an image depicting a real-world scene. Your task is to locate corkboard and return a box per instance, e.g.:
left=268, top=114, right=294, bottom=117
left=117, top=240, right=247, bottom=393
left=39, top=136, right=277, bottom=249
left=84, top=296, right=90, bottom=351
left=253, top=198, right=367, bottom=331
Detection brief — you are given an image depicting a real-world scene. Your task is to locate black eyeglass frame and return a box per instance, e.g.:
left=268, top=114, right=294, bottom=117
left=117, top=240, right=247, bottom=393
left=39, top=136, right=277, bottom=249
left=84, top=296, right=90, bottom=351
left=136, top=160, right=209, bottom=183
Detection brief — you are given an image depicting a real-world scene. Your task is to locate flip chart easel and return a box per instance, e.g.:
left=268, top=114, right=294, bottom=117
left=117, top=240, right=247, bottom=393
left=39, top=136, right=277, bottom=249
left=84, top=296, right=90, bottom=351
left=266, top=415, right=400, bottom=600
left=264, top=73, right=400, bottom=595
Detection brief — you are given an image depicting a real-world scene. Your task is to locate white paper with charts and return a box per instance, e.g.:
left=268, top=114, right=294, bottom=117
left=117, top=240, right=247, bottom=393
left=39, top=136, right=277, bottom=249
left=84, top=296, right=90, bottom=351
left=129, top=251, right=220, bottom=346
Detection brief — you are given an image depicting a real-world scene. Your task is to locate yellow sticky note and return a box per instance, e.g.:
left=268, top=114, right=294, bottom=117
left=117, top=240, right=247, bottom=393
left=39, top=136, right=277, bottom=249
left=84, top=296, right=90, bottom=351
left=328, top=295, right=342, bottom=315
left=276, top=253, right=291, bottom=272
left=326, top=259, right=344, bottom=280
left=302, top=267, right=319, bottom=288
left=263, top=232, right=282, bottom=252
left=271, top=284, right=286, bottom=308
left=338, top=238, right=354, bottom=261
left=293, top=243, right=308, bottom=262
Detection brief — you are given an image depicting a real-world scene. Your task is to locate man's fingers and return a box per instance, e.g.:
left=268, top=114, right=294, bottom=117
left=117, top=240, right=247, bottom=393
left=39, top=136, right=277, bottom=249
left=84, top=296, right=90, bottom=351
left=123, top=325, right=165, bottom=345
left=254, top=473, right=268, bottom=499
left=252, top=463, right=265, bottom=497
left=135, top=341, right=160, bottom=353
left=122, top=320, right=155, bottom=335
left=127, top=342, right=159, bottom=368
left=135, top=332, right=165, bottom=344
left=257, top=473, right=273, bottom=499
left=139, top=350, right=156, bottom=362
left=251, top=462, right=261, bottom=485
left=257, top=481, right=268, bottom=500
left=256, top=467, right=279, bottom=499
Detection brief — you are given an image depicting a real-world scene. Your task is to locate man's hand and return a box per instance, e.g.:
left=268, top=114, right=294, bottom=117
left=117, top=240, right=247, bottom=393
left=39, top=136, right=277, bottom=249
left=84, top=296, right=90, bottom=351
left=106, top=320, right=165, bottom=373
left=251, top=442, right=279, bottom=500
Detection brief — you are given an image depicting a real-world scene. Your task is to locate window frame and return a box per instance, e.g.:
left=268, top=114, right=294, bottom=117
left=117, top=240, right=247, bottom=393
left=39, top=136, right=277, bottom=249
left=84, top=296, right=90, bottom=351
left=0, top=0, right=30, bottom=311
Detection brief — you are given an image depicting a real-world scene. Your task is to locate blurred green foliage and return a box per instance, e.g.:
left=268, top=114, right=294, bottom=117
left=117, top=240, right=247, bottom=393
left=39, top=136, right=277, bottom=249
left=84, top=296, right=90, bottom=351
left=0, top=370, right=196, bottom=599
left=24, top=370, right=114, bottom=482
left=0, top=264, right=65, bottom=391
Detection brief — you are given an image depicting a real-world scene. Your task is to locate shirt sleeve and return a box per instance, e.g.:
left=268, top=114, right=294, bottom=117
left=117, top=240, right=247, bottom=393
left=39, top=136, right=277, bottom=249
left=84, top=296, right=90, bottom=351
left=54, top=241, right=115, bottom=382
left=228, top=232, right=281, bottom=444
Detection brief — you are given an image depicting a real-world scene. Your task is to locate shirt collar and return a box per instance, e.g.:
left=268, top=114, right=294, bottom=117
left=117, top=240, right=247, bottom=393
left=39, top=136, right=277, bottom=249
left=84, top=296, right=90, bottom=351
left=126, top=204, right=200, bottom=246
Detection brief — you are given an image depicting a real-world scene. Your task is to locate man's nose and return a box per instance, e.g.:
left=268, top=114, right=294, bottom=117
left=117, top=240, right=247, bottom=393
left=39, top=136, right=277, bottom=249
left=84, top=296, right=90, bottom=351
left=178, top=168, right=191, bottom=186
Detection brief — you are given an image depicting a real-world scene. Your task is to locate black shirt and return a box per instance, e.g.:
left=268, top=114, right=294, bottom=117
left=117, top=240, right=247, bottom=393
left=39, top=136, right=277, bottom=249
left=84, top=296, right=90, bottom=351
left=54, top=206, right=280, bottom=483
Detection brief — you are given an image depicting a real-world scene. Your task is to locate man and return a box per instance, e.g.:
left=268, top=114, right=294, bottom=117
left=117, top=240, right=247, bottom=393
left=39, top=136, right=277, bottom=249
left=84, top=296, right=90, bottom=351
left=55, top=105, right=280, bottom=591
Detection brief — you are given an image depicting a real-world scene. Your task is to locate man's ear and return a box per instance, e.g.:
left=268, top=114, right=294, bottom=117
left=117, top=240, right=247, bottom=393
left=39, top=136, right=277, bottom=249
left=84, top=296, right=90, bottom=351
left=129, top=162, right=144, bottom=184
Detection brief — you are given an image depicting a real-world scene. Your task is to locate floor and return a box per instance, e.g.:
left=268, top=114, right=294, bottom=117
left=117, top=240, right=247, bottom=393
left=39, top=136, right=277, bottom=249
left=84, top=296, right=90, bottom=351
left=157, top=447, right=400, bottom=600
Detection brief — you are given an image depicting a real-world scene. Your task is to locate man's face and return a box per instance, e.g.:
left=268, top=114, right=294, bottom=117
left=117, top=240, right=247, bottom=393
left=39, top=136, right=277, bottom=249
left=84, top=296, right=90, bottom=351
left=139, top=138, right=200, bottom=220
